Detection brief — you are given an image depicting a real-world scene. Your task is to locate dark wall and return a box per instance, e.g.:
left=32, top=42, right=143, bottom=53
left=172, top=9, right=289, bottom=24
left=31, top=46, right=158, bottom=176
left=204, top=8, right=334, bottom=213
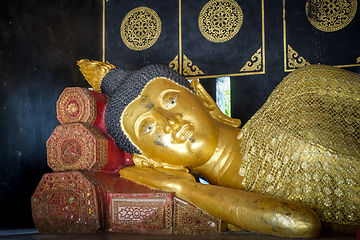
left=104, top=0, right=360, bottom=124
left=0, top=0, right=102, bottom=230
left=0, top=0, right=359, bottom=231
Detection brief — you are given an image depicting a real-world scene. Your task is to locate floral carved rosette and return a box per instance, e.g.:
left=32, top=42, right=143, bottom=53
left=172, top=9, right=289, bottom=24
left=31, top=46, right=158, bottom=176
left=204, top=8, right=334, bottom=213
left=121, top=7, right=162, bottom=51
left=46, top=123, right=108, bottom=172
left=199, top=0, right=243, bottom=43
left=31, top=172, right=103, bottom=233
left=109, top=192, right=173, bottom=234
left=173, top=197, right=221, bottom=235
left=306, top=0, right=358, bottom=32
left=56, top=87, right=109, bottom=131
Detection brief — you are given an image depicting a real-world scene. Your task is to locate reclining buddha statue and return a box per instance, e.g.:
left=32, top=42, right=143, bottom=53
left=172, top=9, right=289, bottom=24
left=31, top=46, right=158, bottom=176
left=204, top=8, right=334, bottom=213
left=78, top=59, right=359, bottom=238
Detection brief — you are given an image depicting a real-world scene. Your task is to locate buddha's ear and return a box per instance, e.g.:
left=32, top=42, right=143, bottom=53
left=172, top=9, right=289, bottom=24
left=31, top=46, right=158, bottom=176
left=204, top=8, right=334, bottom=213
left=132, top=153, right=189, bottom=172
left=190, top=79, right=241, bottom=128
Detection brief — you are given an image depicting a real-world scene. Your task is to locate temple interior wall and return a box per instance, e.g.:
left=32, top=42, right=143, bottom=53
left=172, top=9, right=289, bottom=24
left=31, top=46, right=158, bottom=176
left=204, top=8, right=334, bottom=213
left=0, top=0, right=359, bottom=230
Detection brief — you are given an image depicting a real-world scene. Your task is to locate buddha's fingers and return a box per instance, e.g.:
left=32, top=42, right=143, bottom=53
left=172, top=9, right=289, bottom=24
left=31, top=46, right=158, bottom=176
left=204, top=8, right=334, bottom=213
left=119, top=166, right=189, bottom=193
left=119, top=166, right=155, bottom=185
left=154, top=167, right=195, bottom=181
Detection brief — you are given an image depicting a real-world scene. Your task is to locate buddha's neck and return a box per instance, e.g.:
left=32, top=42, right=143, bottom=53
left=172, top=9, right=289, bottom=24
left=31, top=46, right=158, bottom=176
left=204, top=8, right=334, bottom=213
left=191, top=123, right=244, bottom=189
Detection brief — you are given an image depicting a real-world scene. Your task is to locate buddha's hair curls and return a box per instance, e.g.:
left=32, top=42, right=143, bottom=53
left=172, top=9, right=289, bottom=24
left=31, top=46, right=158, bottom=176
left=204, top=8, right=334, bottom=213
left=101, top=64, right=191, bottom=154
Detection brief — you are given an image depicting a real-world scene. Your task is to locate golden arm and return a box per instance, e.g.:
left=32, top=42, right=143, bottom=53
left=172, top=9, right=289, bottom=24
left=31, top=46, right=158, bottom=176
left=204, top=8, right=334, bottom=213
left=120, top=166, right=321, bottom=238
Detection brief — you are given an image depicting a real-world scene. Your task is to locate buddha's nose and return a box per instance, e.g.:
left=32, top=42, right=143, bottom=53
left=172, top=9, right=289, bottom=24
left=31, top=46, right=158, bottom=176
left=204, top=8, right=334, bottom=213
left=154, top=107, right=182, bottom=134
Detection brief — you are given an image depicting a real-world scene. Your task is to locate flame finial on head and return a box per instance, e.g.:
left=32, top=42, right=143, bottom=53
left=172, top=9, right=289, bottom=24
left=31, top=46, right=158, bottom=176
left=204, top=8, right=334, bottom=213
left=77, top=59, right=116, bottom=92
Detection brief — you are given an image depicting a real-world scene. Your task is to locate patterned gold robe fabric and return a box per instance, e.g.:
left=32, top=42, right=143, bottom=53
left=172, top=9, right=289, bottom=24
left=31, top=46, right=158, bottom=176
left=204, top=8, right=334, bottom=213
left=238, top=65, right=359, bottom=226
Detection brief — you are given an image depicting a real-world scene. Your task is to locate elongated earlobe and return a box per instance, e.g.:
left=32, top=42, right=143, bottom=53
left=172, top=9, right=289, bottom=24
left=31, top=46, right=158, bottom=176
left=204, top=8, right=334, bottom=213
left=190, top=79, right=241, bottom=128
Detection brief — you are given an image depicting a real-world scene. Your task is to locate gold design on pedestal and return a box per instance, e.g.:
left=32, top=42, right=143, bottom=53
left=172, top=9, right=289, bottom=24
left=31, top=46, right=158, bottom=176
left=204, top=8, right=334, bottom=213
left=169, top=55, right=204, bottom=76
left=357, top=56, right=360, bottom=63
left=110, top=196, right=172, bottom=229
left=57, top=88, right=97, bottom=125
left=47, top=123, right=108, bottom=172
left=61, top=139, right=82, bottom=164
left=198, top=0, right=243, bottom=43
left=173, top=197, right=221, bottom=235
left=240, top=48, right=262, bottom=72
left=121, top=7, right=162, bottom=51
left=305, top=0, right=358, bottom=32
left=31, top=172, right=100, bottom=233
left=114, top=202, right=161, bottom=225
left=287, top=45, right=310, bottom=69
left=67, top=103, right=79, bottom=115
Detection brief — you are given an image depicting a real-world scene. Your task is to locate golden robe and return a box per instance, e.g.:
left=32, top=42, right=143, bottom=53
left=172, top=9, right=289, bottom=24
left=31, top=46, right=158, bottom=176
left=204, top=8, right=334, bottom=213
left=238, top=65, right=360, bottom=228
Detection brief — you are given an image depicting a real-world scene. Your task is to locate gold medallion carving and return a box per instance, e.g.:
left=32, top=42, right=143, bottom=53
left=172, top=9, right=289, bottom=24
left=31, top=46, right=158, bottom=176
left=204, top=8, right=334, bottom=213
left=198, top=0, right=243, bottom=43
left=240, top=48, right=262, bottom=72
left=120, top=7, right=162, bottom=51
left=306, top=0, right=358, bottom=32
left=287, top=45, right=310, bottom=69
left=169, top=55, right=204, bottom=76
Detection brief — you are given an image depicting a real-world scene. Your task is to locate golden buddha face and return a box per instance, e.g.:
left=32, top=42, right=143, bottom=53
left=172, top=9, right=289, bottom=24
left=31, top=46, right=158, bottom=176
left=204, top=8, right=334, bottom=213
left=121, top=77, right=219, bottom=167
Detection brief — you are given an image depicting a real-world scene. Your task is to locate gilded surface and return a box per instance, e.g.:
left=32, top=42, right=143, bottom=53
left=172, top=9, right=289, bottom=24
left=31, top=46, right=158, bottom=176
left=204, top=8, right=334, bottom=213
left=110, top=194, right=172, bottom=231
left=240, top=48, right=262, bottom=72
left=287, top=45, right=311, bottom=69
left=117, top=73, right=321, bottom=237
left=57, top=88, right=96, bottom=125
left=77, top=59, right=115, bottom=93
left=169, top=55, right=179, bottom=72
left=239, top=65, right=360, bottom=226
left=169, top=55, right=204, bottom=76
left=306, top=0, right=357, bottom=32
left=47, top=123, right=108, bottom=172
left=173, top=197, right=221, bottom=235
left=198, top=0, right=243, bottom=43
left=120, top=7, right=162, bottom=51
left=182, top=55, right=204, bottom=76
left=31, top=172, right=100, bottom=233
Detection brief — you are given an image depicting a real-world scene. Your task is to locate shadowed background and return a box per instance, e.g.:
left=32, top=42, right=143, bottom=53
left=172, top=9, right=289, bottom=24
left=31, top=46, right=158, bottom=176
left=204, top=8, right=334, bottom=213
left=0, top=0, right=359, bottom=230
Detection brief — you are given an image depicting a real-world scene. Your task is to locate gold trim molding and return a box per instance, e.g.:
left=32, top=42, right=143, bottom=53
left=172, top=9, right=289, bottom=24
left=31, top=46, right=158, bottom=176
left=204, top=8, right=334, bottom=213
left=169, top=55, right=180, bottom=72
left=287, top=45, right=310, bottom=70
left=240, top=48, right=262, bottom=72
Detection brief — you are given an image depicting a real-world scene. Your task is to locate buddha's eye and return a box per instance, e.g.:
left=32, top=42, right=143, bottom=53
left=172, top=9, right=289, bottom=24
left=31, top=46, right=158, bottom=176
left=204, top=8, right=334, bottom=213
left=162, top=92, right=178, bottom=109
left=139, top=118, right=155, bottom=135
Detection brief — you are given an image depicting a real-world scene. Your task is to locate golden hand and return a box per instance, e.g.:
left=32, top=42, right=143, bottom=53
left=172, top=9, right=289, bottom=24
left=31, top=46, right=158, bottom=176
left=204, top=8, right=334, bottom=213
left=119, top=166, right=196, bottom=194
left=120, top=165, right=321, bottom=238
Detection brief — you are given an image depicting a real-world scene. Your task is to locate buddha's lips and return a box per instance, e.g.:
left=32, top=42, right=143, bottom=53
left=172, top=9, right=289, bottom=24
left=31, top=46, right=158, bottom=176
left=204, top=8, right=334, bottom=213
left=172, top=123, right=193, bottom=144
